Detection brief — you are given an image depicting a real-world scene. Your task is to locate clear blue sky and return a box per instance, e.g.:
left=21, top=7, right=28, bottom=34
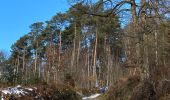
left=0, top=0, right=69, bottom=54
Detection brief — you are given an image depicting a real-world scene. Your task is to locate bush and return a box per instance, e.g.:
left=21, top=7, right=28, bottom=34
left=64, top=73, right=75, bottom=87
left=104, top=75, right=141, bottom=100
left=131, top=81, right=157, bottom=100
left=104, top=75, right=170, bottom=100
left=35, top=83, right=81, bottom=100
left=81, top=87, right=100, bottom=96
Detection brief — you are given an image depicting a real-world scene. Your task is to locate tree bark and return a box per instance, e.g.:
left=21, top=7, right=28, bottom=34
left=34, top=43, right=38, bottom=76
left=22, top=47, right=26, bottom=73
left=93, top=28, right=98, bottom=87
left=71, top=24, right=77, bottom=72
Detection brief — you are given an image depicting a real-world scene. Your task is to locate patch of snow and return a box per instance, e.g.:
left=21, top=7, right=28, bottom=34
left=1, top=85, right=29, bottom=96
left=1, top=90, right=10, bottom=94
left=16, top=85, right=21, bottom=88
left=0, top=85, right=36, bottom=99
left=82, top=93, right=101, bottom=100
left=25, top=88, right=33, bottom=91
left=33, top=87, right=37, bottom=89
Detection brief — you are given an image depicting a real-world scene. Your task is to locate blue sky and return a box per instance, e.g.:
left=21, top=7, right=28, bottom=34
left=0, top=0, right=69, bottom=54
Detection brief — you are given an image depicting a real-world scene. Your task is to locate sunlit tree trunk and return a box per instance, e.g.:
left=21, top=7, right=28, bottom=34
left=93, top=28, right=98, bottom=87
left=34, top=44, right=38, bottom=76
left=106, top=45, right=111, bottom=87
left=131, top=0, right=139, bottom=64
left=87, top=47, right=90, bottom=89
left=58, top=30, right=62, bottom=69
left=140, top=0, right=150, bottom=79
left=22, top=47, right=26, bottom=73
left=131, top=0, right=138, bottom=33
left=76, top=37, right=81, bottom=70
left=71, top=24, right=77, bottom=72
left=55, top=30, right=62, bottom=82
left=17, top=55, right=19, bottom=75
left=154, top=1, right=159, bottom=66
left=38, top=58, right=41, bottom=78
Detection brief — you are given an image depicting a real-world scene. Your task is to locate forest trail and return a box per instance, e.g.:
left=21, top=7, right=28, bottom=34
left=83, top=96, right=103, bottom=100
left=82, top=94, right=103, bottom=100
left=86, top=96, right=103, bottom=100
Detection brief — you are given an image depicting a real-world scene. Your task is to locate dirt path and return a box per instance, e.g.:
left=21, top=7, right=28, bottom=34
left=82, top=94, right=103, bottom=100
left=83, top=96, right=103, bottom=100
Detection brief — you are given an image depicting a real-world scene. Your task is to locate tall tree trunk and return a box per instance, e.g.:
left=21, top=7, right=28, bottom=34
left=93, top=28, right=98, bottom=87
left=17, top=55, right=19, bottom=75
left=22, top=47, right=26, bottom=83
left=154, top=1, right=159, bottom=66
left=140, top=0, right=150, bottom=79
left=131, top=0, right=138, bottom=32
left=22, top=47, right=25, bottom=73
left=87, top=47, right=90, bottom=89
left=34, top=43, right=38, bottom=76
left=130, top=0, right=141, bottom=77
left=107, top=45, right=111, bottom=87
left=71, top=24, right=77, bottom=72
left=154, top=31, right=158, bottom=66
left=58, top=30, right=62, bottom=69
left=55, top=30, right=62, bottom=82
left=76, top=38, right=81, bottom=70
left=38, top=59, right=41, bottom=78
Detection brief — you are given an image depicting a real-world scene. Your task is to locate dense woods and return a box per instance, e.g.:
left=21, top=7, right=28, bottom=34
left=0, top=0, right=170, bottom=99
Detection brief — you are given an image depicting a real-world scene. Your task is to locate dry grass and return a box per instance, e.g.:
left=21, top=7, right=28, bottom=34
left=104, top=75, right=170, bottom=100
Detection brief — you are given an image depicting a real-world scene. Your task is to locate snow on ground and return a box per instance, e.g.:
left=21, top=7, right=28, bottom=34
left=82, top=93, right=101, bottom=100
left=0, top=85, right=102, bottom=100
left=25, top=88, right=33, bottom=91
left=0, top=85, right=34, bottom=99
left=1, top=85, right=28, bottom=95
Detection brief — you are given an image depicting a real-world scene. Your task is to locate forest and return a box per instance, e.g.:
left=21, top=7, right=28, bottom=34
left=0, top=0, right=170, bottom=100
